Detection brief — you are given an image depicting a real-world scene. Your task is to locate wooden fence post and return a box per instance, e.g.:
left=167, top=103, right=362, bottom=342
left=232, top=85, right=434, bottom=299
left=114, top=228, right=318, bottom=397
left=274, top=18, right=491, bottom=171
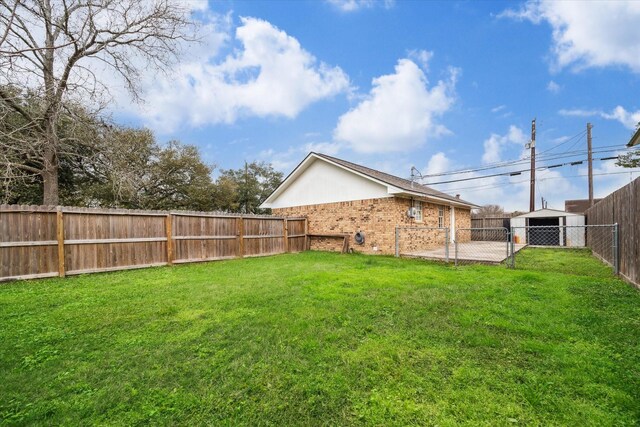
left=165, top=214, right=173, bottom=265
left=237, top=216, right=244, bottom=258
left=283, top=218, right=289, bottom=253
left=56, top=208, right=65, bottom=277
left=305, top=217, right=310, bottom=251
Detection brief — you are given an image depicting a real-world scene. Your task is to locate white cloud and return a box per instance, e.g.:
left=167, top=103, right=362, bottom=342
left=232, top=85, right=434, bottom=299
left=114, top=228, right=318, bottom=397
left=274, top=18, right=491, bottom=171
left=326, top=0, right=395, bottom=12
left=534, top=168, right=579, bottom=209
left=482, top=125, right=527, bottom=164
left=140, top=17, right=350, bottom=132
left=419, top=126, right=579, bottom=211
left=259, top=141, right=342, bottom=172
left=551, top=135, right=570, bottom=144
left=491, top=105, right=506, bottom=113
left=304, top=141, right=343, bottom=156
left=182, top=0, right=209, bottom=12
left=558, top=108, right=598, bottom=117
left=407, top=49, right=434, bottom=70
left=419, top=127, right=638, bottom=212
left=601, top=106, right=640, bottom=130
left=500, top=1, right=640, bottom=73
left=424, top=152, right=452, bottom=176
left=421, top=150, right=578, bottom=212
left=559, top=106, right=640, bottom=129
left=547, top=80, right=561, bottom=93
left=333, top=59, right=458, bottom=153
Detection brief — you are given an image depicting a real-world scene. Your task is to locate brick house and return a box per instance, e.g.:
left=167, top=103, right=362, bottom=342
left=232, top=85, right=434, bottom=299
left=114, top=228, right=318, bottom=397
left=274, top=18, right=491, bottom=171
left=260, top=153, right=478, bottom=254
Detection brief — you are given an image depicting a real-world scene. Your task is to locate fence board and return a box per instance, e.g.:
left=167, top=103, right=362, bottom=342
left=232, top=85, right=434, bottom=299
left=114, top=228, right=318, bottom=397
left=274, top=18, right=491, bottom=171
left=0, top=206, right=307, bottom=281
left=585, top=176, right=640, bottom=288
left=286, top=219, right=307, bottom=253
left=0, top=209, right=58, bottom=279
left=470, top=217, right=511, bottom=241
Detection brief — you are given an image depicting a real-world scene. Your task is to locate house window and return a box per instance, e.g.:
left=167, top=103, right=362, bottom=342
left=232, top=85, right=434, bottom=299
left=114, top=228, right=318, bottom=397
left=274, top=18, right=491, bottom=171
left=438, top=207, right=444, bottom=228
left=413, top=201, right=423, bottom=222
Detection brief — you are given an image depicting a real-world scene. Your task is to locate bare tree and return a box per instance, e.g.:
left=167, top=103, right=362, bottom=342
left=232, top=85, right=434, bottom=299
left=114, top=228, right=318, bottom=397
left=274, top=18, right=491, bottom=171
left=473, top=204, right=506, bottom=218
left=0, top=0, right=195, bottom=204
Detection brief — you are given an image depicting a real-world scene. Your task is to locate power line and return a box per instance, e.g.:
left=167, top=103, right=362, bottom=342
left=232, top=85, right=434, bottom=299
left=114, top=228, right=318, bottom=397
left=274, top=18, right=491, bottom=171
left=535, top=129, right=587, bottom=156
left=418, top=145, right=630, bottom=179
left=424, top=155, right=628, bottom=186
left=418, top=128, right=587, bottom=178
left=440, top=169, right=640, bottom=193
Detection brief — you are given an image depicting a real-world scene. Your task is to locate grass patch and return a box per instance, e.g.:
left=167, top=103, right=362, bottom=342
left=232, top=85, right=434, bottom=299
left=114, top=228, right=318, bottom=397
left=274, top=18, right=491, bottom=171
left=515, top=247, right=614, bottom=278
left=1, top=249, right=639, bottom=425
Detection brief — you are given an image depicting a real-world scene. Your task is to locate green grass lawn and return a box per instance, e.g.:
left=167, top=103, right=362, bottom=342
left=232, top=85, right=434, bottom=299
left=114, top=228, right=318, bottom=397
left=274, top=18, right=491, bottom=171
left=1, top=249, right=639, bottom=426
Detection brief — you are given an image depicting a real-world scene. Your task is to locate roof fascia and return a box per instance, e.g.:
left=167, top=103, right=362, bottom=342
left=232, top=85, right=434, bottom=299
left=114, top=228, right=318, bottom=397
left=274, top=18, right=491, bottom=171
left=260, top=152, right=316, bottom=207
left=391, top=189, right=479, bottom=208
left=627, top=126, right=640, bottom=147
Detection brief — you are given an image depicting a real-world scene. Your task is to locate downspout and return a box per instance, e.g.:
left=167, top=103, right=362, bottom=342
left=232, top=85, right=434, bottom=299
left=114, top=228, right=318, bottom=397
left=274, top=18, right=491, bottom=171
left=410, top=197, right=414, bottom=224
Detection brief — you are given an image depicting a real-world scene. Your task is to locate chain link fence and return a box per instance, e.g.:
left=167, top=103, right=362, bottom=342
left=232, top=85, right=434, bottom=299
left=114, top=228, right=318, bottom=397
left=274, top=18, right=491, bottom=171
left=395, top=226, right=450, bottom=262
left=395, top=224, right=619, bottom=274
left=455, top=227, right=514, bottom=267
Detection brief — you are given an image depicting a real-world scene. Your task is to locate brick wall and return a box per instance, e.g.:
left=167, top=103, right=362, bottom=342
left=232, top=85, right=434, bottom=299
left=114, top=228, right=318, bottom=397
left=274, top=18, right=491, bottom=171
left=310, top=236, right=346, bottom=252
left=273, top=196, right=471, bottom=255
left=455, top=208, right=472, bottom=243
left=399, top=227, right=448, bottom=254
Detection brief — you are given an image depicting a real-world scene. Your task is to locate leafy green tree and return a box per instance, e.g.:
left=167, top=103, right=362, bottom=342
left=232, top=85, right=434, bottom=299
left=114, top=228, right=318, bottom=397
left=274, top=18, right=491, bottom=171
left=616, top=151, right=640, bottom=168
left=77, top=128, right=216, bottom=210
left=0, top=88, right=104, bottom=204
left=214, top=162, right=283, bottom=214
left=616, top=122, right=640, bottom=168
left=1, top=102, right=217, bottom=210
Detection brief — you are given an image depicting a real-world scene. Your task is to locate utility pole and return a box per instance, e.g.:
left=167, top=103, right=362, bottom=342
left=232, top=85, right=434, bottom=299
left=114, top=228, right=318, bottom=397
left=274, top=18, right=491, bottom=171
left=529, top=119, right=536, bottom=212
left=587, top=122, right=594, bottom=207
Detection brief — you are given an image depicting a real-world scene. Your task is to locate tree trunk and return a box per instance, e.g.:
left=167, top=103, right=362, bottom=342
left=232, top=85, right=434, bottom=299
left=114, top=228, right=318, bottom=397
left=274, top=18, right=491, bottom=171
left=42, top=151, right=59, bottom=205
left=42, top=124, right=59, bottom=205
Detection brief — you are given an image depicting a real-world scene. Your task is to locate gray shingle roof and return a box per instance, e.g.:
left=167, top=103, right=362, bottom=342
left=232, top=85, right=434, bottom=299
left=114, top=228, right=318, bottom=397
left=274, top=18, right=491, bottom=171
left=627, top=125, right=640, bottom=147
left=313, top=152, right=477, bottom=207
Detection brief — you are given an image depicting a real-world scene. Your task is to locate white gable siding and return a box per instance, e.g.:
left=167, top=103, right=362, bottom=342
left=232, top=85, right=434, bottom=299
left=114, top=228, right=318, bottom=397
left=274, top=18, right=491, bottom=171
left=267, top=159, right=391, bottom=209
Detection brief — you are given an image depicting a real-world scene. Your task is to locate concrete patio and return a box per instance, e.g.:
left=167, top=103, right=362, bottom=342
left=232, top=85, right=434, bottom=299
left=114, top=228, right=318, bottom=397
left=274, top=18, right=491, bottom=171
left=402, top=241, right=527, bottom=264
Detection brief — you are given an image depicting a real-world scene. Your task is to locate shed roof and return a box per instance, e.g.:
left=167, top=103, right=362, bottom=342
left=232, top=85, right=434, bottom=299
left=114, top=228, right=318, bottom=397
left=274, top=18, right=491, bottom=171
left=627, top=126, right=640, bottom=147
left=512, top=208, right=583, bottom=219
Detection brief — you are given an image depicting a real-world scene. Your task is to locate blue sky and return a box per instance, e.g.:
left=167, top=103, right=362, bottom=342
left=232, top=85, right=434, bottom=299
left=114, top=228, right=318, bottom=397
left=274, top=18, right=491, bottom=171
left=114, top=0, right=640, bottom=211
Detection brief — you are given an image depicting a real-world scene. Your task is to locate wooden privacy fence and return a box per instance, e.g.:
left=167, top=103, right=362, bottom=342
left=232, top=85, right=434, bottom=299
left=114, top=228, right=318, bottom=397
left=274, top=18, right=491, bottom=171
left=585, top=176, right=639, bottom=288
left=0, top=205, right=308, bottom=282
left=470, top=217, right=511, bottom=241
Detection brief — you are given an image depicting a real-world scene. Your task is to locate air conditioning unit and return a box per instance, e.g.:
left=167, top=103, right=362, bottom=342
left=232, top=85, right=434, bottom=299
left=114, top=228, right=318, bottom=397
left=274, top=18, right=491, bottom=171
left=407, top=207, right=417, bottom=218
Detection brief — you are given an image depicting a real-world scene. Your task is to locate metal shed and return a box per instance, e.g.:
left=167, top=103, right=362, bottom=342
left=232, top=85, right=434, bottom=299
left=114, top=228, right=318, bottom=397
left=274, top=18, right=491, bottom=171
left=511, top=208, right=585, bottom=246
